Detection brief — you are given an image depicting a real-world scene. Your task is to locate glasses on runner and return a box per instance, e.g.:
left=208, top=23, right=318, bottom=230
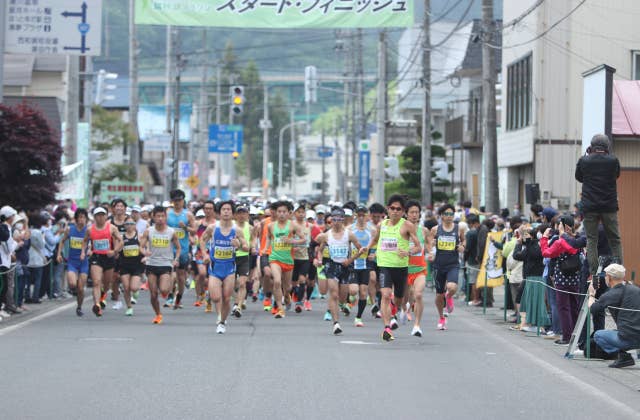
left=388, top=206, right=403, bottom=212
left=443, top=212, right=455, bottom=216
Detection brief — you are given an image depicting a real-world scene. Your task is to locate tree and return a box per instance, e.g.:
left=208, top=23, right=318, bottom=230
left=0, top=103, right=63, bottom=209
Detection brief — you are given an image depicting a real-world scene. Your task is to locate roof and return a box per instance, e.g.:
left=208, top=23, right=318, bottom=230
left=612, top=80, right=640, bottom=137
left=2, top=54, right=66, bottom=86
left=2, top=96, right=64, bottom=131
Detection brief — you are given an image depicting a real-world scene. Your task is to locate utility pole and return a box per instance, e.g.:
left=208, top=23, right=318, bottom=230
left=420, top=0, right=433, bottom=207
left=129, top=0, right=140, bottom=179
left=196, top=29, right=208, bottom=199
left=350, top=32, right=357, bottom=192
left=356, top=28, right=365, bottom=180
left=343, top=30, right=351, bottom=201
left=482, top=0, right=499, bottom=213
left=65, top=56, right=80, bottom=164
left=261, top=84, right=270, bottom=200
left=164, top=26, right=173, bottom=197
left=334, top=116, right=343, bottom=202
left=172, top=50, right=183, bottom=191
left=321, top=129, right=327, bottom=203
left=215, top=66, right=222, bottom=199
left=374, top=30, right=387, bottom=204
left=291, top=108, right=297, bottom=199
left=0, top=0, right=5, bottom=102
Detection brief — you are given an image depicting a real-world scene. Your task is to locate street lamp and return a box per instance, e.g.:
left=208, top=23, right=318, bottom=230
left=278, top=120, right=307, bottom=197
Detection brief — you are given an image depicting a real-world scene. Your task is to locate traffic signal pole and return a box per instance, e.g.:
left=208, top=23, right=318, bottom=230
left=261, top=84, right=270, bottom=200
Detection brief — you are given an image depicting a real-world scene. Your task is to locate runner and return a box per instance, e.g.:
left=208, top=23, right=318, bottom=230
left=258, top=205, right=275, bottom=312
left=429, top=203, right=466, bottom=331
left=57, top=208, right=89, bottom=316
left=314, top=208, right=366, bottom=335
left=350, top=205, right=377, bottom=327
left=194, top=202, right=216, bottom=308
left=108, top=199, right=127, bottom=310
left=232, top=205, right=253, bottom=318
left=200, top=201, right=249, bottom=333
left=406, top=200, right=431, bottom=337
left=80, top=207, right=123, bottom=317
left=166, top=189, right=196, bottom=310
left=139, top=206, right=181, bottom=324
left=367, top=195, right=421, bottom=341
left=267, top=201, right=307, bottom=319
left=339, top=207, right=355, bottom=316
left=304, top=209, right=319, bottom=311
left=291, top=204, right=312, bottom=313
left=367, top=203, right=386, bottom=318
left=119, top=215, right=144, bottom=316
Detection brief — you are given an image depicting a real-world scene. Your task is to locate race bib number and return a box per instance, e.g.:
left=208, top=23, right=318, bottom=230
left=123, top=245, right=140, bottom=257
left=70, top=237, right=83, bottom=249
left=152, top=236, right=170, bottom=248
left=273, top=238, right=291, bottom=252
left=322, top=247, right=330, bottom=258
left=354, top=257, right=367, bottom=270
left=380, top=238, right=398, bottom=252
left=93, top=239, right=109, bottom=251
left=329, top=245, right=349, bottom=259
left=437, top=235, right=456, bottom=251
left=175, top=229, right=186, bottom=239
left=214, top=246, right=234, bottom=260
left=409, top=241, right=422, bottom=257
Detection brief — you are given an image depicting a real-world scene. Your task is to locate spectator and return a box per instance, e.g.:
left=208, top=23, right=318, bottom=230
left=464, top=215, right=481, bottom=305
left=530, top=204, right=544, bottom=225
left=541, top=215, right=587, bottom=345
left=575, top=134, right=623, bottom=279
left=512, top=225, right=547, bottom=332
left=590, top=264, right=640, bottom=368
left=27, top=215, right=47, bottom=304
left=12, top=214, right=30, bottom=311
left=0, top=206, right=19, bottom=320
left=476, top=218, right=495, bottom=306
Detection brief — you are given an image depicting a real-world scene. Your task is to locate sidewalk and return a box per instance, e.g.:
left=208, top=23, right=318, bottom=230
left=459, top=285, right=640, bottom=391
left=0, top=295, right=74, bottom=329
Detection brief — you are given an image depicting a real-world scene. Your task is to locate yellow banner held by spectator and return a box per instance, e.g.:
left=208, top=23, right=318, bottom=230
left=477, top=231, right=505, bottom=289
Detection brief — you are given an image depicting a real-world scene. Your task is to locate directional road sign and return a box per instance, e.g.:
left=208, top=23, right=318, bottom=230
left=209, top=125, right=244, bottom=154
left=317, top=146, right=334, bottom=158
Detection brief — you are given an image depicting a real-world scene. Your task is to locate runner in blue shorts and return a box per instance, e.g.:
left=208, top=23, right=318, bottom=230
left=57, top=208, right=90, bottom=317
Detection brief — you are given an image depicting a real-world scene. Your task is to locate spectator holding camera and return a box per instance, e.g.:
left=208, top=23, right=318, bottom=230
left=575, top=134, right=623, bottom=279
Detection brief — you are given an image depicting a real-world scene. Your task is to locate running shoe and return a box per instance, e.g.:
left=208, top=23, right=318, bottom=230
left=406, top=311, right=413, bottom=322
left=323, top=310, right=332, bottom=321
left=437, top=317, right=447, bottom=331
left=275, top=308, right=285, bottom=319
left=398, top=310, right=407, bottom=325
left=390, top=317, right=399, bottom=330
left=382, top=327, right=394, bottom=342
left=304, top=300, right=312, bottom=311
left=375, top=311, right=382, bottom=319
left=271, top=305, right=278, bottom=315
left=252, top=293, right=258, bottom=303
left=371, top=304, right=379, bottom=317
left=205, top=300, right=213, bottom=313
left=99, top=293, right=107, bottom=309
left=132, top=290, right=140, bottom=302
left=341, top=304, right=350, bottom=317
left=194, top=300, right=202, bottom=307
left=285, top=302, right=292, bottom=312
left=333, top=322, right=343, bottom=335
left=263, top=298, right=272, bottom=312
left=125, top=307, right=133, bottom=316
left=76, top=307, right=83, bottom=317
left=446, top=295, right=455, bottom=314
left=294, top=303, right=303, bottom=313
left=173, top=302, right=183, bottom=310
left=354, top=317, right=364, bottom=327
left=411, top=325, right=423, bottom=337
left=92, top=304, right=102, bottom=317
left=233, top=306, right=242, bottom=318
left=216, top=322, right=226, bottom=334
left=163, top=296, right=173, bottom=308
left=241, top=302, right=247, bottom=310
left=152, top=314, right=163, bottom=324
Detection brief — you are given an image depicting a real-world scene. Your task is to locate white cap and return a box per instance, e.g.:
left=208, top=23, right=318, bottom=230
left=143, top=205, right=153, bottom=212
left=249, top=206, right=259, bottom=215
left=196, top=209, right=205, bottom=218
left=306, top=210, right=316, bottom=220
left=162, top=201, right=170, bottom=208
left=131, top=205, right=142, bottom=212
left=125, top=207, right=132, bottom=216
left=343, top=208, right=353, bottom=217
left=0, top=206, right=17, bottom=219
left=93, top=207, right=107, bottom=216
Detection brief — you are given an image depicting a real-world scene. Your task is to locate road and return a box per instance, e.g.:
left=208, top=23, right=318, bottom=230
left=1, top=289, right=640, bottom=420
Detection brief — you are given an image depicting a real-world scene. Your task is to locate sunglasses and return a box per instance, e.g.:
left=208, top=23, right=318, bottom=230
left=443, top=212, right=454, bottom=216
left=125, top=222, right=136, bottom=226
left=388, top=206, right=403, bottom=212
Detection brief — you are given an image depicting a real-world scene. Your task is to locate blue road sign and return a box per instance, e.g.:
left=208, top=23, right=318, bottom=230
left=209, top=125, right=244, bottom=154
left=358, top=150, right=370, bottom=203
left=317, top=146, right=334, bottom=158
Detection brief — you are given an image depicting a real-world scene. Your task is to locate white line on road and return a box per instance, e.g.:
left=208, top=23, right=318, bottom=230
left=0, top=302, right=75, bottom=337
left=79, top=337, right=134, bottom=342
left=459, top=312, right=639, bottom=417
left=340, top=340, right=380, bottom=345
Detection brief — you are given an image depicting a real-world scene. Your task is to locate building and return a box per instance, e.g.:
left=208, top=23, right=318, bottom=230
left=499, top=0, right=640, bottom=211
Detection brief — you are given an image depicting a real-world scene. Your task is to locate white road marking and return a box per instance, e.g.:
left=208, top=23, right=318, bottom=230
left=79, top=337, right=134, bottom=342
left=340, top=340, right=380, bottom=345
left=0, top=302, right=75, bottom=337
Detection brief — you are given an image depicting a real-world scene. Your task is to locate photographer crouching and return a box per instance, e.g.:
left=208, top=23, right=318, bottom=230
left=575, top=134, right=623, bottom=280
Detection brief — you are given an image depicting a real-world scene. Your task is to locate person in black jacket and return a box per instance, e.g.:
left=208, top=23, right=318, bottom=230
left=590, top=264, right=640, bottom=368
left=575, top=134, right=623, bottom=279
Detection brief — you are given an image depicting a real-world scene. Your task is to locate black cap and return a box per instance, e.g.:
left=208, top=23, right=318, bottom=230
left=356, top=205, right=368, bottom=213
left=236, top=206, right=249, bottom=213
left=331, top=208, right=345, bottom=219
left=170, top=189, right=185, bottom=200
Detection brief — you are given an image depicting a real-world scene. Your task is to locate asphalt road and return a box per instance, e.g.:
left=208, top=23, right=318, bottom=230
left=2, top=289, right=640, bottom=420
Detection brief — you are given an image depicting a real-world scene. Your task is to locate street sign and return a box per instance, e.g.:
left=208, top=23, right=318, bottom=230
left=208, top=125, right=244, bottom=154
left=100, top=181, right=144, bottom=204
left=4, top=0, right=103, bottom=56
left=317, top=146, right=334, bottom=158
left=178, top=161, right=191, bottom=180
left=185, top=176, right=199, bottom=189
left=143, top=134, right=172, bottom=152
left=358, top=151, right=370, bottom=203
left=259, top=119, right=272, bottom=129
left=359, top=140, right=370, bottom=152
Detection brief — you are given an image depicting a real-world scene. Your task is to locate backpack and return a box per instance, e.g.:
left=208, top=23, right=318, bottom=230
left=559, top=252, right=582, bottom=276
left=506, top=252, right=524, bottom=284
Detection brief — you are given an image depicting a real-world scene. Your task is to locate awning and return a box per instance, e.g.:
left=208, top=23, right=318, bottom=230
left=612, top=80, right=640, bottom=137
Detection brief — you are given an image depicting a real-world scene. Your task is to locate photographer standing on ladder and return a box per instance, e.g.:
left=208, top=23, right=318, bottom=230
left=575, top=134, right=623, bottom=280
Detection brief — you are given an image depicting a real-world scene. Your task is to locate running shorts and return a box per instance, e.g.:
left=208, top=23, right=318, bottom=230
left=119, top=264, right=145, bottom=277
left=176, top=253, right=190, bottom=271
left=146, top=265, right=172, bottom=277
left=292, top=259, right=310, bottom=280
left=209, top=262, right=236, bottom=280
left=324, top=261, right=350, bottom=285
left=260, top=254, right=270, bottom=269
left=408, top=270, right=427, bottom=286
left=307, top=259, right=317, bottom=281
left=350, top=268, right=370, bottom=286
left=270, top=260, right=294, bottom=273
left=89, top=254, right=115, bottom=271
left=250, top=254, right=258, bottom=270
left=235, top=256, right=250, bottom=277
left=433, top=265, right=459, bottom=294
left=67, top=258, right=89, bottom=275
left=378, top=267, right=408, bottom=299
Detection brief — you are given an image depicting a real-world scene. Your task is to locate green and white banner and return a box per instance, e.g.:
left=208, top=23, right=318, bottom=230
left=135, top=0, right=413, bottom=28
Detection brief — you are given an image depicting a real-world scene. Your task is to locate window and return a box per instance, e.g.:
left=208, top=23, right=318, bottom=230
left=506, top=54, right=532, bottom=131
left=633, top=51, right=640, bottom=80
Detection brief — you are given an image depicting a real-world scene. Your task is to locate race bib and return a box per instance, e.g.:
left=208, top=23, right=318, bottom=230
left=322, top=247, right=330, bottom=258
left=123, top=245, right=140, bottom=257
left=70, top=237, right=83, bottom=249
left=354, top=257, right=367, bottom=270
left=175, top=229, right=186, bottom=239
left=93, top=239, right=109, bottom=251
left=409, top=241, right=422, bottom=257
left=380, top=238, right=398, bottom=252
left=214, top=246, right=234, bottom=260
left=152, top=236, right=170, bottom=248
left=437, top=235, right=456, bottom=251
left=273, top=238, right=291, bottom=252
left=329, top=245, right=349, bottom=259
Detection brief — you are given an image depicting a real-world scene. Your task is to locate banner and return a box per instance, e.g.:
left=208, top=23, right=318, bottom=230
left=135, top=0, right=413, bottom=28
left=358, top=150, right=370, bottom=203
left=477, top=231, right=505, bottom=289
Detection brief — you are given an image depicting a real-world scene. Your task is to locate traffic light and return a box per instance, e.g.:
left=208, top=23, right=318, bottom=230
left=304, top=66, right=317, bottom=104
left=94, top=69, right=118, bottom=105
left=232, top=151, right=239, bottom=160
left=230, top=85, right=245, bottom=116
